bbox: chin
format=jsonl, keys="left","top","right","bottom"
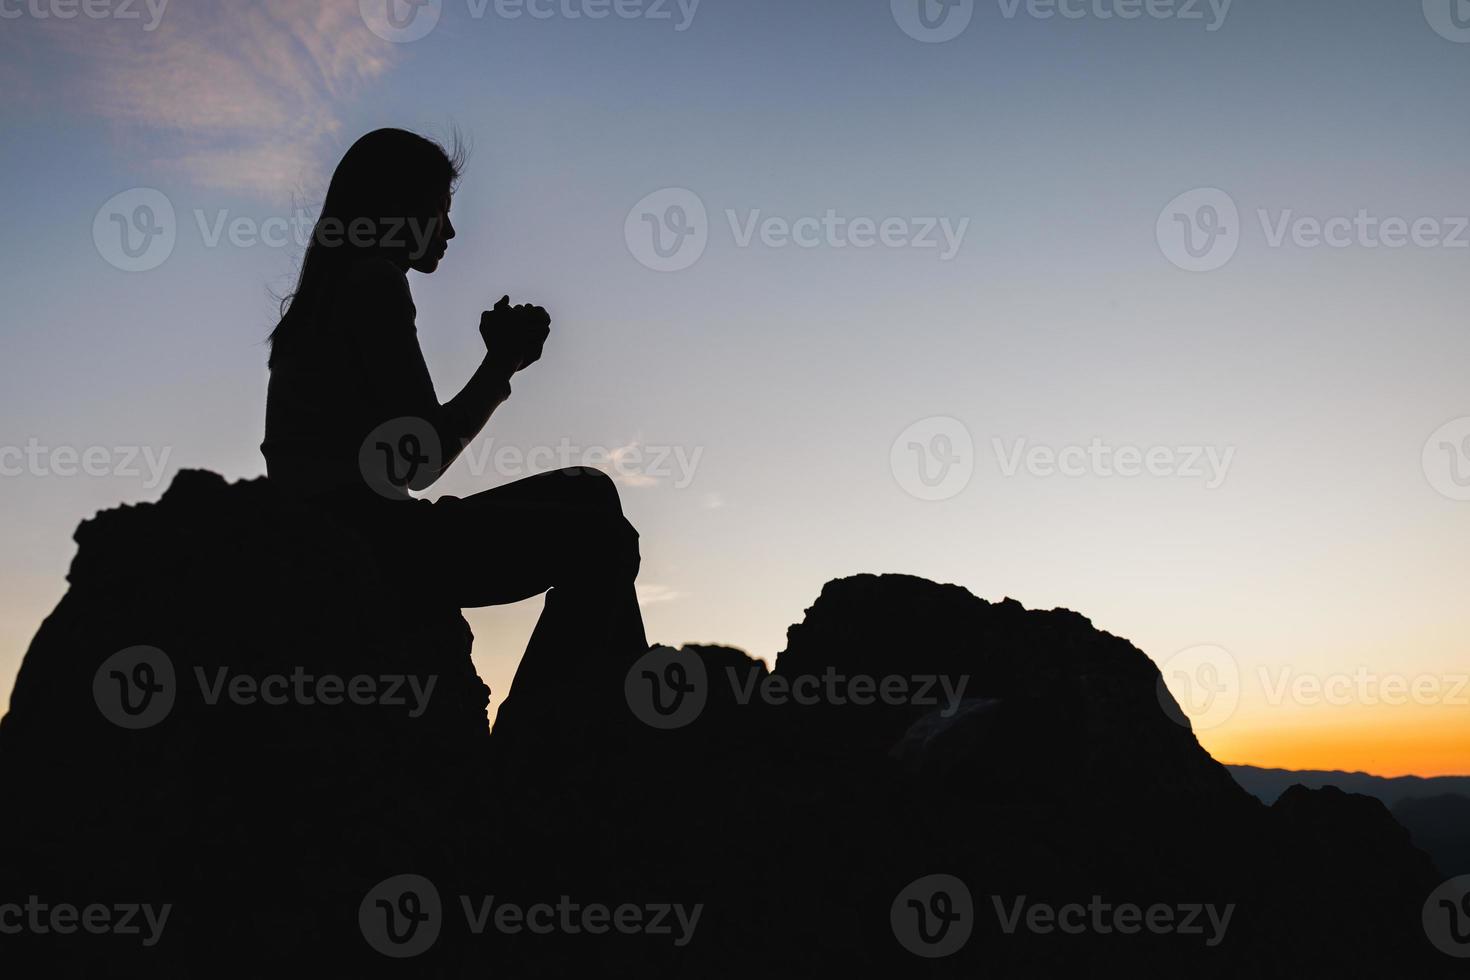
{"left": 411, "top": 254, "right": 443, "bottom": 274}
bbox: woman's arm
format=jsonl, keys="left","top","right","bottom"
{"left": 346, "top": 258, "right": 526, "bottom": 490}
{"left": 427, "top": 350, "right": 517, "bottom": 486}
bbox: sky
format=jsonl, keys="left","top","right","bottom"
{"left": 1, "top": 0, "right": 1468, "bottom": 776}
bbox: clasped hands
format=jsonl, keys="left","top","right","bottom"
{"left": 479, "top": 295, "right": 550, "bottom": 376}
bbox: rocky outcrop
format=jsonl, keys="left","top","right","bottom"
{"left": 0, "top": 472, "right": 1457, "bottom": 977}
{"left": 0, "top": 471, "right": 490, "bottom": 974}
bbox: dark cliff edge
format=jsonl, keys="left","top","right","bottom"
{"left": 0, "top": 472, "right": 1457, "bottom": 977}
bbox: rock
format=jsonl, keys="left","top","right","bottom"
{"left": 0, "top": 474, "right": 1458, "bottom": 976}
{"left": 0, "top": 471, "right": 491, "bottom": 974}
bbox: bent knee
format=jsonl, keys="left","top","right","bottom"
{"left": 559, "top": 511, "right": 640, "bottom": 584}
{"left": 557, "top": 466, "right": 624, "bottom": 515}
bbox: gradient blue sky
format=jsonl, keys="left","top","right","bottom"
{"left": 2, "top": 0, "right": 1469, "bottom": 774}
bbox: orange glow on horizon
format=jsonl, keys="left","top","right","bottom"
{"left": 1202, "top": 716, "right": 1470, "bottom": 779}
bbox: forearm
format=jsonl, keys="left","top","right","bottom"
{"left": 434, "top": 353, "right": 516, "bottom": 470}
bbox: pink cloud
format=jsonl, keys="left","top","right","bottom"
{"left": 5, "top": 0, "right": 399, "bottom": 197}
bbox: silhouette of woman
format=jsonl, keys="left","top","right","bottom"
{"left": 262, "top": 128, "right": 647, "bottom": 732}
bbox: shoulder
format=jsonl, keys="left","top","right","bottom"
{"left": 341, "top": 255, "right": 413, "bottom": 301}
{"left": 335, "top": 255, "right": 417, "bottom": 328}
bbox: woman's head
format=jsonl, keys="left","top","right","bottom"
{"left": 316, "top": 128, "right": 461, "bottom": 272}
{"left": 269, "top": 128, "right": 464, "bottom": 362}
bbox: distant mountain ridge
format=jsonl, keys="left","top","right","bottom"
{"left": 1229, "top": 765, "right": 1470, "bottom": 879}
{"left": 1227, "top": 765, "right": 1470, "bottom": 807}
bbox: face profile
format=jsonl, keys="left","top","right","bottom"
{"left": 406, "top": 194, "right": 455, "bottom": 274}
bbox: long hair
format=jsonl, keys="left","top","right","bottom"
{"left": 268, "top": 128, "right": 464, "bottom": 367}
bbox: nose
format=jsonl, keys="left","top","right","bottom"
{"left": 443, "top": 215, "right": 456, "bottom": 241}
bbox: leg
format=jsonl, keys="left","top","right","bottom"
{"left": 426, "top": 467, "right": 648, "bottom": 732}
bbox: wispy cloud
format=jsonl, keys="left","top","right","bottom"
{"left": 608, "top": 441, "right": 661, "bottom": 488}
{"left": 635, "top": 584, "right": 684, "bottom": 607}
{"left": 5, "top": 0, "right": 398, "bottom": 197}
